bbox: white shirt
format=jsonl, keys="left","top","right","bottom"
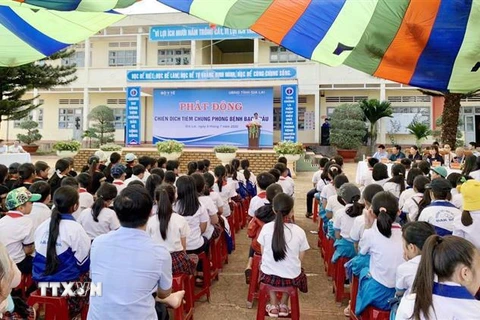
{"left": 320, "top": 183, "right": 336, "bottom": 200}
{"left": 469, "top": 169, "right": 480, "bottom": 181}
{"left": 359, "top": 169, "right": 374, "bottom": 187}
{"left": 208, "top": 191, "right": 224, "bottom": 213}
{"left": 251, "top": 117, "right": 262, "bottom": 126}
{"left": 383, "top": 182, "right": 404, "bottom": 198}
{"left": 453, "top": 210, "right": 480, "bottom": 249}
{"left": 396, "top": 255, "right": 421, "bottom": 295}
{"left": 278, "top": 176, "right": 294, "bottom": 197}
{"left": 311, "top": 170, "right": 322, "bottom": 186}
{"left": 112, "top": 179, "right": 126, "bottom": 195}
{"left": 316, "top": 178, "right": 328, "bottom": 193}
{"left": 147, "top": 212, "right": 190, "bottom": 252}
{"left": 359, "top": 220, "right": 404, "bottom": 288}
{"left": 350, "top": 211, "right": 367, "bottom": 243}
{"left": 258, "top": 221, "right": 310, "bottom": 279}
{"left": 403, "top": 193, "right": 423, "bottom": 222}
{"left": 333, "top": 204, "right": 355, "bottom": 240}
{"left": 142, "top": 170, "right": 151, "bottom": 184}
{"left": 450, "top": 188, "right": 463, "bottom": 209}
{"left": 248, "top": 192, "right": 268, "bottom": 217}
{"left": 212, "top": 181, "right": 237, "bottom": 217}
{"left": 0, "top": 212, "right": 35, "bottom": 263}
{"left": 0, "top": 146, "right": 6, "bottom": 154}
{"left": 173, "top": 204, "right": 209, "bottom": 251}
{"left": 399, "top": 188, "right": 416, "bottom": 209}
{"left": 326, "top": 194, "right": 343, "bottom": 214}
{"left": 28, "top": 202, "right": 51, "bottom": 232}
{"left": 73, "top": 189, "right": 94, "bottom": 220}
{"left": 8, "top": 145, "right": 24, "bottom": 153}
{"left": 418, "top": 201, "right": 461, "bottom": 235}
{"left": 124, "top": 175, "right": 142, "bottom": 186}
{"left": 199, "top": 195, "right": 218, "bottom": 240}
{"left": 77, "top": 207, "right": 120, "bottom": 240}
{"left": 372, "top": 178, "right": 389, "bottom": 187}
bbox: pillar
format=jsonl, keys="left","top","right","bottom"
{"left": 190, "top": 40, "right": 196, "bottom": 66}
{"left": 377, "top": 81, "right": 387, "bottom": 144}
{"left": 314, "top": 91, "right": 320, "bottom": 144}
{"left": 254, "top": 38, "right": 259, "bottom": 65}
{"left": 136, "top": 33, "right": 143, "bottom": 69}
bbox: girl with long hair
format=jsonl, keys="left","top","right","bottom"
{"left": 191, "top": 173, "right": 219, "bottom": 240}
{"left": 212, "top": 165, "right": 237, "bottom": 218}
{"left": 383, "top": 164, "right": 406, "bottom": 198}
{"left": 104, "top": 152, "right": 121, "bottom": 183}
{"left": 461, "top": 155, "right": 477, "bottom": 177}
{"left": 48, "top": 158, "right": 70, "bottom": 197}
{"left": 86, "top": 156, "right": 106, "bottom": 195}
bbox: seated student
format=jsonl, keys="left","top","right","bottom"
{"left": 191, "top": 173, "right": 219, "bottom": 241}
{"left": 157, "top": 157, "right": 167, "bottom": 171}
{"left": 453, "top": 180, "right": 480, "bottom": 248}
{"left": 166, "top": 160, "right": 179, "bottom": 176}
{"left": 28, "top": 181, "right": 52, "bottom": 232}
{"left": 275, "top": 163, "right": 294, "bottom": 197}
{"left": 75, "top": 173, "right": 95, "bottom": 218}
{"left": 124, "top": 153, "right": 138, "bottom": 177}
{"left": 110, "top": 164, "right": 127, "bottom": 194}
{"left": 48, "top": 158, "right": 70, "bottom": 197}
{"left": 320, "top": 164, "right": 343, "bottom": 211}
{"left": 33, "top": 186, "right": 90, "bottom": 317}
{"left": 359, "top": 158, "right": 378, "bottom": 188}
{"left": 372, "top": 163, "right": 389, "bottom": 187}
{"left": 248, "top": 172, "right": 276, "bottom": 218}
{"left": 196, "top": 160, "right": 206, "bottom": 174}
{"left": 403, "top": 176, "right": 430, "bottom": 222}
{"left": 396, "top": 236, "right": 480, "bottom": 320}
{"left": 408, "top": 146, "right": 422, "bottom": 162}
{"left": 332, "top": 184, "right": 364, "bottom": 263}
{"left": 89, "top": 186, "right": 184, "bottom": 320}
{"left": 124, "top": 164, "right": 145, "bottom": 186}
{"left": 268, "top": 168, "right": 281, "bottom": 183}
{"left": 231, "top": 158, "right": 246, "bottom": 186}
{"left": 355, "top": 191, "right": 404, "bottom": 315}
{"left": 138, "top": 156, "right": 154, "bottom": 183}
{"left": 147, "top": 184, "right": 194, "bottom": 275}
{"left": 203, "top": 172, "right": 224, "bottom": 217}
{"left": 315, "top": 159, "right": 333, "bottom": 196}
{"left": 372, "top": 144, "right": 388, "bottom": 160}
{"left": 213, "top": 165, "right": 237, "bottom": 218}
{"left": 426, "top": 145, "right": 445, "bottom": 166}
{"left": 224, "top": 164, "right": 240, "bottom": 195}
{"left": 325, "top": 174, "right": 349, "bottom": 224}
{"left": 418, "top": 179, "right": 461, "bottom": 236}
{"left": 13, "top": 163, "right": 36, "bottom": 190}
{"left": 78, "top": 183, "right": 119, "bottom": 240}
{"left": 306, "top": 158, "right": 329, "bottom": 219}
{"left": 417, "top": 160, "right": 431, "bottom": 176}
{"left": 164, "top": 171, "right": 177, "bottom": 186}
{"left": 61, "top": 177, "right": 84, "bottom": 220}
{"left": 64, "top": 158, "right": 77, "bottom": 178}
{"left": 430, "top": 166, "right": 447, "bottom": 180}
{"left": 245, "top": 184, "right": 283, "bottom": 284}
{"left": 400, "top": 158, "right": 412, "bottom": 173}
{"left": 277, "top": 156, "right": 292, "bottom": 178}
{"left": 5, "top": 163, "right": 20, "bottom": 191}
{"left": 383, "top": 164, "right": 406, "bottom": 199}
{"left": 0, "top": 187, "right": 39, "bottom": 274}
{"left": 447, "top": 172, "right": 463, "bottom": 209}
{"left": 258, "top": 194, "right": 309, "bottom": 317}
{"left": 34, "top": 161, "right": 50, "bottom": 182}
{"left": 84, "top": 156, "right": 106, "bottom": 195}
{"left": 399, "top": 168, "right": 423, "bottom": 209}
{"left": 103, "top": 152, "right": 121, "bottom": 183}
{"left": 240, "top": 159, "right": 256, "bottom": 187}
{"left": 202, "top": 159, "right": 213, "bottom": 176}
{"left": 389, "top": 145, "right": 406, "bottom": 162}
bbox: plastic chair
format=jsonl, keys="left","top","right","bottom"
{"left": 256, "top": 283, "right": 300, "bottom": 320}
{"left": 313, "top": 198, "right": 319, "bottom": 223}
{"left": 14, "top": 273, "right": 33, "bottom": 299}
{"left": 27, "top": 290, "right": 70, "bottom": 320}
{"left": 350, "top": 275, "right": 360, "bottom": 320}
{"left": 193, "top": 252, "right": 211, "bottom": 303}
{"left": 220, "top": 231, "right": 229, "bottom": 266}
{"left": 360, "top": 306, "right": 390, "bottom": 320}
{"left": 227, "top": 214, "right": 236, "bottom": 251}
{"left": 172, "top": 274, "right": 194, "bottom": 320}
{"left": 246, "top": 253, "right": 262, "bottom": 308}
{"left": 209, "top": 237, "right": 220, "bottom": 281}
{"left": 333, "top": 257, "right": 350, "bottom": 303}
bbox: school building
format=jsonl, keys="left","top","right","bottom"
{"left": 3, "top": 12, "right": 479, "bottom": 148}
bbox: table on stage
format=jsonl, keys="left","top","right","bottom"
{"left": 0, "top": 153, "right": 31, "bottom": 167}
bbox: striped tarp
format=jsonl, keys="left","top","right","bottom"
{"left": 158, "top": 0, "right": 480, "bottom": 94}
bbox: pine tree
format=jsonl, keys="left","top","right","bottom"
{"left": 88, "top": 105, "right": 116, "bottom": 145}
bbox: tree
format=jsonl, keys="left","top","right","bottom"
{"left": 0, "top": 50, "right": 77, "bottom": 134}
{"left": 82, "top": 128, "right": 99, "bottom": 148}
{"left": 88, "top": 105, "right": 115, "bottom": 145}
{"left": 330, "top": 104, "right": 366, "bottom": 150}
{"left": 432, "top": 115, "right": 464, "bottom": 147}
{"left": 16, "top": 120, "right": 42, "bottom": 145}
{"left": 407, "top": 118, "right": 432, "bottom": 148}
{"left": 359, "top": 99, "right": 393, "bottom": 154}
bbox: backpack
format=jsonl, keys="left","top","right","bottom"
{"left": 246, "top": 179, "right": 257, "bottom": 197}
{"left": 236, "top": 181, "right": 248, "bottom": 199}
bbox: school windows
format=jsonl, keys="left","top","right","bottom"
{"left": 58, "top": 108, "right": 83, "bottom": 129}
{"left": 62, "top": 51, "right": 85, "bottom": 67}
{"left": 113, "top": 108, "right": 126, "bottom": 129}
{"left": 273, "top": 107, "right": 306, "bottom": 130}
{"left": 108, "top": 50, "right": 136, "bottom": 67}
{"left": 13, "top": 108, "right": 44, "bottom": 129}
{"left": 157, "top": 48, "right": 191, "bottom": 66}
{"left": 270, "top": 46, "right": 306, "bottom": 63}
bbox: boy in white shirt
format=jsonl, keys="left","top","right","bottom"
{"left": 275, "top": 163, "right": 294, "bottom": 197}
{"left": 139, "top": 156, "right": 154, "bottom": 183}
{"left": 124, "top": 165, "right": 146, "bottom": 186}
{"left": 111, "top": 164, "right": 127, "bottom": 194}
{"left": 75, "top": 174, "right": 94, "bottom": 220}
{"left": 248, "top": 172, "right": 276, "bottom": 218}
{"left": 359, "top": 158, "right": 378, "bottom": 188}
{"left": 28, "top": 181, "right": 52, "bottom": 231}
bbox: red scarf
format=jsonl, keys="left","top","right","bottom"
{"left": 6, "top": 212, "right": 23, "bottom": 218}
{"left": 79, "top": 188, "right": 87, "bottom": 193}
{"left": 113, "top": 181, "right": 124, "bottom": 186}
{"left": 257, "top": 191, "right": 267, "bottom": 199}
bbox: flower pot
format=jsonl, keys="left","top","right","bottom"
{"left": 22, "top": 145, "right": 39, "bottom": 154}
{"left": 279, "top": 154, "right": 302, "bottom": 179}
{"left": 215, "top": 152, "right": 237, "bottom": 165}
{"left": 159, "top": 152, "right": 182, "bottom": 161}
{"left": 337, "top": 149, "right": 357, "bottom": 162}
{"left": 56, "top": 150, "right": 79, "bottom": 158}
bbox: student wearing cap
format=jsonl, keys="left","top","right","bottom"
{"left": 111, "top": 164, "right": 127, "bottom": 194}
{"left": 453, "top": 180, "right": 480, "bottom": 249}
{"left": 430, "top": 166, "right": 447, "bottom": 180}
{"left": 0, "top": 187, "right": 41, "bottom": 274}
{"left": 418, "top": 179, "right": 461, "bottom": 236}
{"left": 124, "top": 153, "right": 137, "bottom": 180}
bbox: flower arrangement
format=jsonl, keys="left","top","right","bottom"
{"left": 99, "top": 143, "right": 123, "bottom": 151}
{"left": 214, "top": 145, "right": 238, "bottom": 153}
{"left": 247, "top": 123, "right": 260, "bottom": 138}
{"left": 274, "top": 141, "right": 304, "bottom": 155}
{"left": 156, "top": 140, "right": 184, "bottom": 153}
{"left": 52, "top": 140, "right": 82, "bottom": 152}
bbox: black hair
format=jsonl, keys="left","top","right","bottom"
{"left": 266, "top": 184, "right": 283, "bottom": 203}
{"left": 272, "top": 193, "right": 294, "bottom": 262}
{"left": 328, "top": 164, "right": 343, "bottom": 181}
{"left": 277, "top": 156, "right": 287, "bottom": 165}
{"left": 387, "top": 163, "right": 406, "bottom": 194}
{"left": 105, "top": 152, "right": 122, "bottom": 180}
{"left": 274, "top": 163, "right": 288, "bottom": 175}
{"left": 187, "top": 161, "right": 198, "bottom": 175}
{"left": 320, "top": 160, "right": 334, "bottom": 181}
{"left": 138, "top": 156, "right": 153, "bottom": 169}
{"left": 191, "top": 173, "right": 206, "bottom": 194}
{"left": 114, "top": 185, "right": 153, "bottom": 228}
{"left": 203, "top": 172, "right": 215, "bottom": 196}
{"left": 406, "top": 168, "right": 423, "bottom": 187}
{"left": 413, "top": 176, "right": 430, "bottom": 194}
{"left": 256, "top": 172, "right": 276, "bottom": 190}
{"left": 129, "top": 180, "right": 145, "bottom": 187}
{"left": 87, "top": 156, "right": 100, "bottom": 191}
{"left": 372, "top": 163, "right": 389, "bottom": 181}
{"left": 164, "top": 171, "right": 176, "bottom": 185}
{"left": 225, "top": 164, "right": 236, "bottom": 180}
{"left": 418, "top": 160, "right": 431, "bottom": 175}
{"left": 394, "top": 144, "right": 402, "bottom": 151}
{"left": 333, "top": 156, "right": 344, "bottom": 167}
{"left": 197, "top": 160, "right": 205, "bottom": 173}
{"left": 145, "top": 174, "right": 163, "bottom": 200}
{"left": 55, "top": 159, "right": 70, "bottom": 174}
{"left": 333, "top": 174, "right": 349, "bottom": 189}
{"left": 462, "top": 155, "right": 477, "bottom": 176}
{"left": 400, "top": 158, "right": 412, "bottom": 170}
{"left": 447, "top": 173, "right": 462, "bottom": 190}
{"left": 132, "top": 164, "right": 145, "bottom": 176}
{"left": 175, "top": 175, "right": 200, "bottom": 217}
{"left": 371, "top": 191, "right": 399, "bottom": 238}
{"left": 342, "top": 184, "right": 364, "bottom": 218}
{"left": 417, "top": 188, "right": 432, "bottom": 220}
{"left": 61, "top": 176, "right": 79, "bottom": 188}
{"left": 378, "top": 144, "right": 385, "bottom": 149}
{"left": 402, "top": 222, "right": 436, "bottom": 251}
{"left": 240, "top": 159, "right": 251, "bottom": 181}
{"left": 29, "top": 181, "right": 51, "bottom": 203}
{"left": 157, "top": 157, "right": 167, "bottom": 168}
{"left": 155, "top": 184, "right": 176, "bottom": 240}
{"left": 14, "top": 163, "right": 35, "bottom": 187}
{"left": 318, "top": 158, "right": 329, "bottom": 169}
{"left": 268, "top": 168, "right": 281, "bottom": 182}
{"left": 150, "top": 168, "right": 165, "bottom": 180}
{"left": 0, "top": 164, "right": 7, "bottom": 184}
{"left": 469, "top": 141, "right": 476, "bottom": 147}
{"left": 8, "top": 163, "right": 20, "bottom": 175}
{"left": 362, "top": 184, "right": 384, "bottom": 206}
{"left": 231, "top": 158, "right": 241, "bottom": 173}
{"left": 34, "top": 161, "right": 50, "bottom": 177}
{"left": 411, "top": 145, "right": 418, "bottom": 151}
{"left": 203, "top": 159, "right": 211, "bottom": 170}
{"left": 76, "top": 173, "right": 91, "bottom": 188}
{"left": 214, "top": 165, "right": 226, "bottom": 192}
{"left": 44, "top": 186, "right": 79, "bottom": 275}
{"left": 166, "top": 160, "right": 179, "bottom": 171}
{"left": 92, "top": 183, "right": 117, "bottom": 222}
{"left": 368, "top": 157, "right": 379, "bottom": 168}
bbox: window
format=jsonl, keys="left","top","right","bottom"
{"left": 157, "top": 48, "right": 191, "bottom": 66}
{"left": 387, "top": 106, "right": 430, "bottom": 134}
{"left": 58, "top": 108, "right": 83, "bottom": 129}
{"left": 387, "top": 95, "right": 431, "bottom": 103}
{"left": 62, "top": 51, "right": 85, "bottom": 67}
{"left": 273, "top": 107, "right": 306, "bottom": 130}
{"left": 325, "top": 96, "right": 369, "bottom": 103}
{"left": 14, "top": 109, "right": 44, "bottom": 129}
{"left": 113, "top": 108, "right": 126, "bottom": 129}
{"left": 270, "top": 46, "right": 306, "bottom": 63}
{"left": 109, "top": 50, "right": 136, "bottom": 67}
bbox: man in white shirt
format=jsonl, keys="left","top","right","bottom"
{"left": 0, "top": 139, "right": 7, "bottom": 154}
{"left": 124, "top": 164, "right": 145, "bottom": 186}
{"left": 8, "top": 140, "right": 25, "bottom": 153}
{"left": 28, "top": 181, "right": 52, "bottom": 231}
{"left": 250, "top": 112, "right": 262, "bottom": 126}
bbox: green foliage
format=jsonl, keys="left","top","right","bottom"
{"left": 360, "top": 99, "right": 393, "bottom": 152}
{"left": 16, "top": 120, "right": 42, "bottom": 145}
{"left": 274, "top": 141, "right": 304, "bottom": 155}
{"left": 248, "top": 124, "right": 260, "bottom": 138}
{"left": 330, "top": 104, "right": 366, "bottom": 150}
{"left": 88, "top": 105, "right": 115, "bottom": 145}
{"left": 407, "top": 118, "right": 432, "bottom": 147}
{"left": 387, "top": 119, "right": 401, "bottom": 145}
{"left": 156, "top": 140, "right": 184, "bottom": 153}
{"left": 100, "top": 143, "right": 123, "bottom": 151}
{"left": 432, "top": 115, "right": 464, "bottom": 147}
{"left": 214, "top": 145, "right": 238, "bottom": 153}
{"left": 82, "top": 128, "right": 98, "bottom": 148}
{"left": 53, "top": 140, "right": 82, "bottom": 152}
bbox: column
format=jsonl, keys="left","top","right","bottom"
{"left": 190, "top": 40, "right": 196, "bottom": 66}
{"left": 83, "top": 88, "right": 89, "bottom": 132}
{"left": 314, "top": 91, "right": 320, "bottom": 144}
{"left": 136, "top": 33, "right": 143, "bottom": 69}
{"left": 377, "top": 81, "right": 387, "bottom": 144}
{"left": 253, "top": 38, "right": 259, "bottom": 65}
{"left": 31, "top": 88, "right": 39, "bottom": 120}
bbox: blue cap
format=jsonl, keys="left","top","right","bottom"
{"left": 111, "top": 164, "right": 126, "bottom": 177}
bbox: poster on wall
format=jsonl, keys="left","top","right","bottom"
{"left": 126, "top": 87, "right": 141, "bottom": 145}
{"left": 153, "top": 88, "right": 273, "bottom": 147}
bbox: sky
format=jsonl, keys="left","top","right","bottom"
{"left": 117, "top": 0, "right": 178, "bottom": 14}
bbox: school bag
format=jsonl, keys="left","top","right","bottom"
{"left": 246, "top": 179, "right": 257, "bottom": 197}
{"left": 236, "top": 181, "right": 248, "bottom": 199}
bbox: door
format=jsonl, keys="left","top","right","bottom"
{"left": 465, "top": 115, "right": 475, "bottom": 144}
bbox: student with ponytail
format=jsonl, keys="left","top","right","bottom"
{"left": 104, "top": 152, "right": 121, "bottom": 183}
{"left": 320, "top": 163, "right": 343, "bottom": 210}
{"left": 257, "top": 193, "right": 309, "bottom": 317}
{"left": 396, "top": 235, "right": 480, "bottom": 319}
{"left": 147, "top": 184, "right": 194, "bottom": 275}
{"left": 355, "top": 191, "right": 404, "bottom": 315}
{"left": 383, "top": 164, "right": 406, "bottom": 198}
{"left": 191, "top": 173, "right": 219, "bottom": 241}
{"left": 453, "top": 180, "right": 480, "bottom": 248}
{"left": 78, "top": 183, "right": 119, "bottom": 240}
{"left": 213, "top": 165, "right": 237, "bottom": 218}
{"left": 48, "top": 158, "right": 70, "bottom": 197}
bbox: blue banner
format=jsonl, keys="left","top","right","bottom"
{"left": 281, "top": 85, "right": 298, "bottom": 142}
{"left": 127, "top": 67, "right": 296, "bottom": 82}
{"left": 126, "top": 87, "right": 141, "bottom": 145}
{"left": 150, "top": 24, "right": 260, "bottom": 41}
{"left": 153, "top": 88, "right": 273, "bottom": 147}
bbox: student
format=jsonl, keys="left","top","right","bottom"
{"left": 383, "top": 164, "right": 406, "bottom": 198}
{"left": 325, "top": 174, "right": 349, "bottom": 222}
{"left": 76, "top": 173, "right": 95, "bottom": 220}
{"left": 186, "top": 161, "right": 197, "bottom": 176}
{"left": 164, "top": 171, "right": 177, "bottom": 186}
{"left": 396, "top": 235, "right": 480, "bottom": 319}
{"left": 224, "top": 164, "right": 240, "bottom": 194}
{"left": 315, "top": 159, "right": 333, "bottom": 195}
{"left": 399, "top": 168, "right": 423, "bottom": 209}
{"left": 65, "top": 157, "right": 77, "bottom": 178}
{"left": 203, "top": 172, "right": 224, "bottom": 217}
{"left": 430, "top": 166, "right": 447, "bottom": 180}
{"left": 231, "top": 158, "right": 246, "bottom": 185}
{"left": 13, "top": 163, "right": 36, "bottom": 189}
{"left": 145, "top": 174, "right": 163, "bottom": 200}
{"left": 417, "top": 160, "right": 431, "bottom": 176}
{"left": 277, "top": 157, "right": 292, "bottom": 178}
{"left": 103, "top": 152, "right": 121, "bottom": 183}
{"left": 197, "top": 160, "right": 206, "bottom": 174}
{"left": 400, "top": 158, "right": 412, "bottom": 173}
{"left": 453, "top": 180, "right": 480, "bottom": 248}
{"left": 373, "top": 144, "right": 388, "bottom": 160}
{"left": 147, "top": 184, "right": 194, "bottom": 275}
{"left": 138, "top": 156, "right": 154, "bottom": 183}
{"left": 306, "top": 158, "right": 329, "bottom": 218}
{"left": 408, "top": 146, "right": 422, "bottom": 161}
{"left": 240, "top": 159, "right": 256, "bottom": 186}
{"left": 356, "top": 191, "right": 404, "bottom": 315}
{"left": 469, "top": 156, "right": 480, "bottom": 181}
{"left": 88, "top": 186, "right": 184, "bottom": 320}
{"left": 447, "top": 172, "right": 463, "bottom": 209}
{"left": 418, "top": 178, "right": 461, "bottom": 236}
{"left": 34, "top": 161, "right": 50, "bottom": 182}
{"left": 204, "top": 159, "right": 214, "bottom": 176}
{"left": 248, "top": 172, "right": 276, "bottom": 218}
{"left": 191, "top": 173, "right": 219, "bottom": 241}
{"left": 268, "top": 168, "right": 281, "bottom": 183}
{"left": 372, "top": 163, "right": 389, "bottom": 186}
{"left": 213, "top": 165, "right": 237, "bottom": 218}
{"left": 110, "top": 164, "right": 127, "bottom": 194}
{"left": 257, "top": 194, "right": 309, "bottom": 317}
{"left": 166, "top": 160, "right": 179, "bottom": 176}
{"left": 86, "top": 156, "right": 106, "bottom": 194}
{"left": 332, "top": 183, "right": 364, "bottom": 263}
{"left": 124, "top": 164, "right": 145, "bottom": 186}
{"left": 5, "top": 163, "right": 20, "bottom": 191}
{"left": 157, "top": 157, "right": 167, "bottom": 171}
{"left": 78, "top": 183, "right": 119, "bottom": 240}
{"left": 320, "top": 164, "right": 343, "bottom": 210}
{"left": 124, "top": 153, "right": 137, "bottom": 179}
{"left": 389, "top": 145, "right": 406, "bottom": 162}
{"left": 275, "top": 163, "right": 294, "bottom": 197}
{"left": 28, "top": 181, "right": 52, "bottom": 232}
{"left": 359, "top": 157, "right": 379, "bottom": 188}
{"left": 403, "top": 176, "right": 430, "bottom": 222}
{"left": 47, "top": 159, "right": 70, "bottom": 197}
{"left": 0, "top": 187, "right": 39, "bottom": 274}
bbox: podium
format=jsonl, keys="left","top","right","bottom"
{"left": 247, "top": 124, "right": 261, "bottom": 150}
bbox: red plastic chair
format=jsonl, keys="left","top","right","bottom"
{"left": 172, "top": 274, "right": 194, "bottom": 320}
{"left": 333, "top": 257, "right": 351, "bottom": 303}
{"left": 350, "top": 275, "right": 360, "bottom": 320}
{"left": 15, "top": 273, "right": 33, "bottom": 299}
{"left": 256, "top": 283, "right": 300, "bottom": 320}
{"left": 27, "top": 290, "right": 70, "bottom": 320}
{"left": 246, "top": 253, "right": 262, "bottom": 309}
{"left": 227, "top": 214, "right": 236, "bottom": 251}
{"left": 209, "top": 237, "right": 220, "bottom": 281}
{"left": 360, "top": 306, "right": 390, "bottom": 320}
{"left": 193, "top": 252, "right": 211, "bottom": 303}
{"left": 219, "top": 231, "right": 229, "bottom": 266}
{"left": 313, "top": 198, "right": 319, "bottom": 223}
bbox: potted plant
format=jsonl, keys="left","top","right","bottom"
{"left": 330, "top": 104, "right": 366, "bottom": 162}
{"left": 407, "top": 118, "right": 432, "bottom": 149}
{"left": 53, "top": 140, "right": 82, "bottom": 158}
{"left": 156, "top": 140, "right": 184, "bottom": 161}
{"left": 16, "top": 120, "right": 42, "bottom": 153}
{"left": 99, "top": 143, "right": 123, "bottom": 161}
{"left": 274, "top": 141, "right": 304, "bottom": 178}
{"left": 214, "top": 145, "right": 238, "bottom": 165}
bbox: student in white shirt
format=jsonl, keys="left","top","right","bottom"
{"left": 320, "top": 163, "right": 343, "bottom": 210}
{"left": 78, "top": 183, "right": 119, "bottom": 240}
{"left": 356, "top": 191, "right": 404, "bottom": 315}
{"left": 402, "top": 175, "right": 429, "bottom": 222}
{"left": 213, "top": 165, "right": 237, "bottom": 218}
{"left": 248, "top": 172, "right": 276, "bottom": 218}
{"left": 240, "top": 159, "right": 256, "bottom": 185}
{"left": 124, "top": 164, "right": 145, "bottom": 186}
{"left": 147, "top": 183, "right": 194, "bottom": 275}
{"left": 275, "top": 163, "right": 294, "bottom": 197}
{"left": 138, "top": 156, "right": 155, "bottom": 184}
{"left": 359, "top": 158, "right": 379, "bottom": 188}
{"left": 418, "top": 178, "right": 461, "bottom": 236}
{"left": 0, "top": 243, "right": 24, "bottom": 318}
{"left": 258, "top": 193, "right": 309, "bottom": 317}
{"left": 325, "top": 174, "right": 349, "bottom": 221}
{"left": 61, "top": 177, "right": 85, "bottom": 221}
{"left": 8, "top": 141, "right": 25, "bottom": 154}
{"left": 192, "top": 173, "right": 219, "bottom": 241}
{"left": 28, "top": 181, "right": 52, "bottom": 231}
{"left": 399, "top": 168, "right": 423, "bottom": 209}
{"left": 446, "top": 172, "right": 464, "bottom": 209}
{"left": 396, "top": 235, "right": 480, "bottom": 320}
{"left": 383, "top": 164, "right": 406, "bottom": 199}
{"left": 231, "top": 159, "right": 246, "bottom": 185}
{"left": 371, "top": 162, "right": 389, "bottom": 187}
{"left": 75, "top": 173, "right": 94, "bottom": 220}
{"left": 306, "top": 158, "right": 329, "bottom": 218}
{"left": 110, "top": 164, "right": 127, "bottom": 195}
{"left": 203, "top": 172, "right": 224, "bottom": 217}
{"left": 453, "top": 179, "right": 480, "bottom": 248}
